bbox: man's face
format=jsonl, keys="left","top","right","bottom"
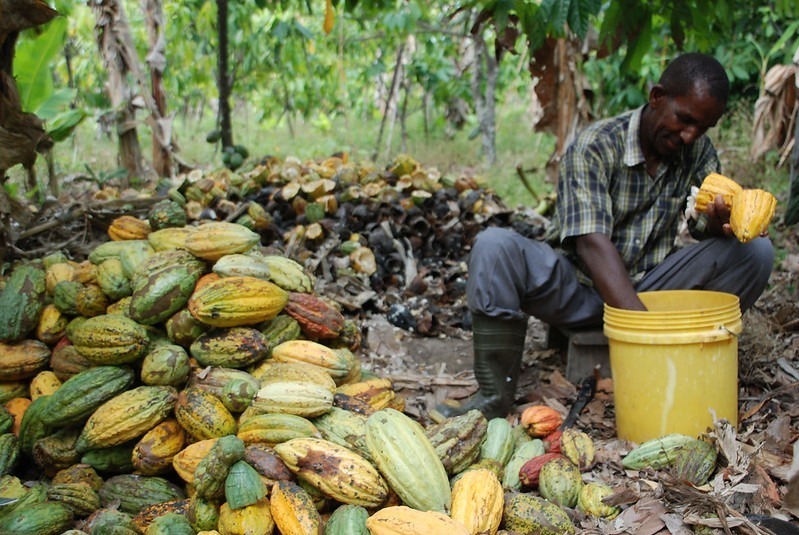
{"left": 649, "top": 83, "right": 726, "bottom": 160}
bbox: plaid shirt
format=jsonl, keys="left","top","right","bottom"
{"left": 546, "top": 106, "right": 720, "bottom": 283}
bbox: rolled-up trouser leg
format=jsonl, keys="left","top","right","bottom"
{"left": 636, "top": 237, "right": 773, "bottom": 312}
{"left": 466, "top": 227, "right": 605, "bottom": 328}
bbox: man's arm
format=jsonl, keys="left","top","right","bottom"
{"left": 575, "top": 233, "right": 647, "bottom": 311}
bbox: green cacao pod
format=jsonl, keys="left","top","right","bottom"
{"left": 538, "top": 456, "right": 583, "bottom": 508}
{"left": 425, "top": 409, "right": 487, "bottom": 475}
{"left": 364, "top": 408, "right": 450, "bottom": 513}
{"left": 503, "top": 493, "right": 575, "bottom": 535}
{"left": 0, "top": 264, "right": 47, "bottom": 342}
{"left": 621, "top": 433, "right": 697, "bottom": 470}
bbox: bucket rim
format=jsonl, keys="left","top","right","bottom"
{"left": 604, "top": 289, "right": 741, "bottom": 316}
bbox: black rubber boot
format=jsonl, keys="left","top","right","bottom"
{"left": 435, "top": 314, "right": 528, "bottom": 420}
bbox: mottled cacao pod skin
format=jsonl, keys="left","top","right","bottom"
{"left": 671, "top": 439, "right": 717, "bottom": 486}
{"left": 283, "top": 292, "right": 345, "bottom": 339}
{"left": 538, "top": 456, "right": 583, "bottom": 508}
{"left": 578, "top": 482, "right": 621, "bottom": 519}
{"left": 425, "top": 409, "right": 488, "bottom": 475}
{"left": 519, "top": 452, "right": 566, "bottom": 488}
{"left": 561, "top": 428, "right": 596, "bottom": 471}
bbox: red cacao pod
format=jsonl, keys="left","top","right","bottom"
{"left": 283, "top": 292, "right": 345, "bottom": 339}
{"left": 543, "top": 430, "right": 563, "bottom": 453}
{"left": 518, "top": 452, "right": 566, "bottom": 488}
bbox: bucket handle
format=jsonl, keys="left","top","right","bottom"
{"left": 719, "top": 325, "right": 739, "bottom": 338}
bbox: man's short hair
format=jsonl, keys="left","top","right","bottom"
{"left": 659, "top": 53, "right": 730, "bottom": 104}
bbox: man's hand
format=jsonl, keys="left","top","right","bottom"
{"left": 704, "top": 195, "right": 734, "bottom": 237}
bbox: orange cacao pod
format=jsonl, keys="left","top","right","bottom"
{"left": 520, "top": 405, "right": 563, "bottom": 437}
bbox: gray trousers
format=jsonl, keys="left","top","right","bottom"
{"left": 467, "top": 227, "right": 774, "bottom": 329}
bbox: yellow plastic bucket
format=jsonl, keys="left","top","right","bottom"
{"left": 603, "top": 290, "right": 741, "bottom": 444}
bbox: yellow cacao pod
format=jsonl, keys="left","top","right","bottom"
{"left": 269, "top": 480, "right": 321, "bottom": 535}
{"left": 218, "top": 498, "right": 274, "bottom": 535}
{"left": 274, "top": 437, "right": 389, "bottom": 508}
{"left": 365, "top": 506, "right": 470, "bottom": 535}
{"left": 183, "top": 222, "right": 260, "bottom": 261}
{"left": 108, "top": 215, "right": 152, "bottom": 241}
{"left": 729, "top": 188, "right": 777, "bottom": 243}
{"left": 577, "top": 481, "right": 621, "bottom": 519}
{"left": 188, "top": 276, "right": 288, "bottom": 328}
{"left": 29, "top": 370, "right": 62, "bottom": 400}
{"left": 561, "top": 428, "right": 596, "bottom": 471}
{"left": 449, "top": 468, "right": 503, "bottom": 535}
{"left": 694, "top": 173, "right": 742, "bottom": 212}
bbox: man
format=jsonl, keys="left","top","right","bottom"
{"left": 436, "top": 53, "right": 774, "bottom": 420}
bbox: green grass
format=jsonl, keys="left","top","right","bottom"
{"left": 13, "top": 100, "right": 553, "bottom": 209}
{"left": 9, "top": 97, "right": 789, "bottom": 218}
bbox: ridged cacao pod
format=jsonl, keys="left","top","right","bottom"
{"left": 561, "top": 428, "right": 595, "bottom": 471}
{"left": 283, "top": 292, "right": 345, "bottom": 339}
{"left": 259, "top": 255, "right": 314, "bottom": 293}
{"left": 520, "top": 405, "right": 563, "bottom": 437}
{"left": 503, "top": 493, "right": 575, "bottom": 534}
{"left": 190, "top": 327, "right": 269, "bottom": 368}
{"left": 271, "top": 339, "right": 358, "bottom": 386}
{"left": 518, "top": 452, "right": 566, "bottom": 488}
{"left": 670, "top": 438, "right": 718, "bottom": 486}
{"left": 188, "top": 276, "right": 289, "bottom": 328}
{"left": 425, "top": 409, "right": 487, "bottom": 475}
{"left": 366, "top": 506, "right": 469, "bottom": 535}
{"left": 269, "top": 480, "right": 321, "bottom": 535}
{"left": 75, "top": 385, "right": 178, "bottom": 452}
{"left": 132, "top": 418, "right": 187, "bottom": 476}
{"left": 503, "top": 439, "right": 546, "bottom": 491}
{"left": 175, "top": 387, "right": 238, "bottom": 441}
{"left": 183, "top": 222, "right": 260, "bottom": 261}
{"left": 694, "top": 173, "right": 742, "bottom": 212}
{"left": 218, "top": 498, "right": 274, "bottom": 535}
{"left": 577, "top": 481, "right": 621, "bottom": 519}
{"left": 108, "top": 215, "right": 152, "bottom": 241}
{"left": 538, "top": 456, "right": 583, "bottom": 508}
{"left": 450, "top": 468, "right": 503, "bottom": 535}
{"left": 275, "top": 437, "right": 389, "bottom": 508}
{"left": 365, "top": 408, "right": 451, "bottom": 513}
{"left": 621, "top": 433, "right": 696, "bottom": 470}
{"left": 730, "top": 188, "right": 777, "bottom": 243}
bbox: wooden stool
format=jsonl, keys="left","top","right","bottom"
{"left": 547, "top": 327, "right": 610, "bottom": 383}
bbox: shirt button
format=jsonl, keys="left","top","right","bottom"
{"left": 634, "top": 239, "right": 641, "bottom": 245}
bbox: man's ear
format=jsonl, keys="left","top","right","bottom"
{"left": 649, "top": 84, "right": 667, "bottom": 107}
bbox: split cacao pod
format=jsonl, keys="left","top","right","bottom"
{"left": 694, "top": 172, "right": 742, "bottom": 212}
{"left": 730, "top": 188, "right": 777, "bottom": 243}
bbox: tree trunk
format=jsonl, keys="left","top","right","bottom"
{"left": 91, "top": 0, "right": 146, "bottom": 184}
{"left": 528, "top": 37, "right": 592, "bottom": 182}
{"left": 470, "top": 35, "right": 498, "bottom": 165}
{"left": 143, "top": 0, "right": 173, "bottom": 177}
{"left": 216, "top": 0, "right": 233, "bottom": 148}
{"left": 785, "top": 47, "right": 799, "bottom": 225}
{"left": 373, "top": 42, "right": 405, "bottom": 161}
{"left": 0, "top": 0, "right": 59, "bottom": 260}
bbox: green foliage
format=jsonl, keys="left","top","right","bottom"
{"left": 15, "top": 16, "right": 68, "bottom": 114}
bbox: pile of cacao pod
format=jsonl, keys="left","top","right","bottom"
{"left": 90, "top": 152, "right": 542, "bottom": 324}
{"left": 0, "top": 157, "right": 719, "bottom": 533}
